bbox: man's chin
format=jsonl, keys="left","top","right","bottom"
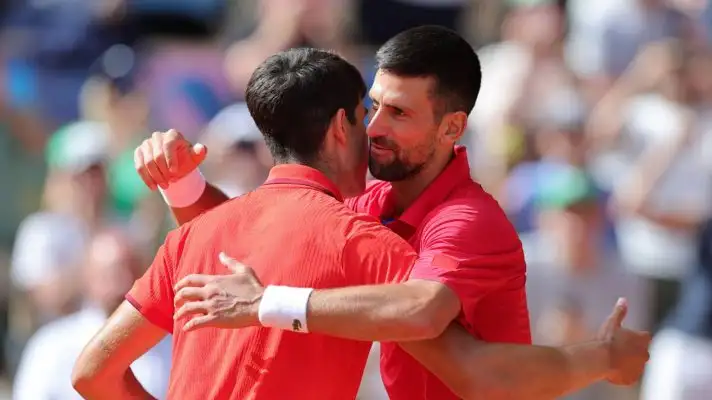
{"left": 368, "top": 161, "right": 421, "bottom": 182}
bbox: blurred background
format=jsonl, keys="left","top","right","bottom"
{"left": 1, "top": 0, "right": 712, "bottom": 399}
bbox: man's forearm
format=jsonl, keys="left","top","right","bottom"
{"left": 463, "top": 341, "right": 609, "bottom": 399}
{"left": 170, "top": 183, "right": 229, "bottom": 225}
{"left": 305, "top": 280, "right": 460, "bottom": 342}
{"left": 73, "top": 369, "right": 155, "bottom": 400}
{"left": 400, "top": 323, "right": 610, "bottom": 400}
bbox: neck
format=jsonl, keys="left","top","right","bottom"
{"left": 389, "top": 149, "right": 454, "bottom": 215}
{"left": 275, "top": 157, "right": 343, "bottom": 190}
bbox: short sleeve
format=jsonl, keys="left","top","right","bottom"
{"left": 342, "top": 216, "right": 417, "bottom": 285}
{"left": 126, "top": 229, "right": 183, "bottom": 333}
{"left": 408, "top": 202, "right": 528, "bottom": 334}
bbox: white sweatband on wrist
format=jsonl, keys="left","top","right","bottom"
{"left": 258, "top": 285, "right": 314, "bottom": 333}
{"left": 159, "top": 169, "right": 207, "bottom": 208}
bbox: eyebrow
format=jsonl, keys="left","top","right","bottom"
{"left": 370, "top": 97, "right": 413, "bottom": 114}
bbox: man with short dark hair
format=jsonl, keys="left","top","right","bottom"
{"left": 127, "top": 26, "right": 650, "bottom": 399}
{"left": 73, "top": 48, "right": 420, "bottom": 400}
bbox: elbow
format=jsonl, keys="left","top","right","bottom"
{"left": 404, "top": 283, "right": 460, "bottom": 340}
{"left": 71, "top": 368, "right": 94, "bottom": 395}
{"left": 71, "top": 353, "right": 104, "bottom": 395}
{"left": 71, "top": 363, "right": 94, "bottom": 395}
{"left": 410, "top": 308, "right": 451, "bottom": 340}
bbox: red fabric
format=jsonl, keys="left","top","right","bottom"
{"left": 128, "top": 164, "right": 415, "bottom": 400}
{"left": 348, "top": 146, "right": 531, "bottom": 400}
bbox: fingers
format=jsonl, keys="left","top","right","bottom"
{"left": 141, "top": 137, "right": 169, "bottom": 189}
{"left": 164, "top": 129, "right": 186, "bottom": 174}
{"left": 134, "top": 130, "right": 195, "bottom": 190}
{"left": 609, "top": 297, "right": 629, "bottom": 328}
{"left": 134, "top": 146, "right": 156, "bottom": 190}
{"left": 151, "top": 132, "right": 171, "bottom": 189}
{"left": 174, "top": 274, "right": 215, "bottom": 292}
{"left": 174, "top": 300, "right": 210, "bottom": 321}
{"left": 191, "top": 143, "right": 208, "bottom": 165}
{"left": 183, "top": 314, "right": 219, "bottom": 332}
{"left": 174, "top": 286, "right": 211, "bottom": 309}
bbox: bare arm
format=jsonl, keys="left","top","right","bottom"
{"left": 175, "top": 261, "right": 650, "bottom": 399}
{"left": 306, "top": 279, "right": 461, "bottom": 341}
{"left": 72, "top": 302, "right": 167, "bottom": 400}
{"left": 611, "top": 108, "right": 707, "bottom": 230}
{"left": 170, "top": 183, "right": 229, "bottom": 225}
{"left": 304, "top": 285, "right": 643, "bottom": 399}
{"left": 402, "top": 322, "right": 611, "bottom": 400}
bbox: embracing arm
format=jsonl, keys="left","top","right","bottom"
{"left": 281, "top": 218, "right": 461, "bottom": 342}
{"left": 169, "top": 182, "right": 229, "bottom": 225}
{"left": 306, "top": 279, "right": 461, "bottom": 341}
{"left": 402, "top": 322, "right": 612, "bottom": 400}
{"left": 403, "top": 298, "right": 650, "bottom": 400}
{"left": 72, "top": 302, "right": 167, "bottom": 400}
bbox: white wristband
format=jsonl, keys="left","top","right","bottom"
{"left": 258, "top": 285, "right": 314, "bottom": 333}
{"left": 159, "top": 169, "right": 207, "bottom": 208}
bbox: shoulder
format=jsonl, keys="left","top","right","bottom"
{"left": 345, "top": 180, "right": 391, "bottom": 213}
{"left": 420, "top": 182, "right": 521, "bottom": 252}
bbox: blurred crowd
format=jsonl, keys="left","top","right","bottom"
{"left": 2, "top": 0, "right": 712, "bottom": 399}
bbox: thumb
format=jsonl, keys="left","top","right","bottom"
{"left": 607, "top": 297, "right": 628, "bottom": 329}
{"left": 219, "top": 252, "right": 242, "bottom": 273}
{"left": 191, "top": 143, "right": 208, "bottom": 165}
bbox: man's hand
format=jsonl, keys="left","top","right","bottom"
{"left": 597, "top": 298, "right": 651, "bottom": 385}
{"left": 174, "top": 253, "right": 265, "bottom": 331}
{"left": 134, "top": 129, "right": 207, "bottom": 190}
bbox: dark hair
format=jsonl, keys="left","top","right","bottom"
{"left": 375, "top": 25, "right": 482, "bottom": 117}
{"left": 245, "top": 48, "right": 367, "bottom": 164}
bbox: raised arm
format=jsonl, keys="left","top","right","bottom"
{"left": 134, "top": 130, "right": 229, "bottom": 225}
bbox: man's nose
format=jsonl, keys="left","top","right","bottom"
{"left": 366, "top": 111, "right": 387, "bottom": 139}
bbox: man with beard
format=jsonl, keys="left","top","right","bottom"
{"left": 86, "top": 27, "right": 649, "bottom": 399}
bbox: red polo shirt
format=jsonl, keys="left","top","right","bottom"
{"left": 346, "top": 146, "right": 531, "bottom": 400}
{"left": 127, "top": 165, "right": 417, "bottom": 400}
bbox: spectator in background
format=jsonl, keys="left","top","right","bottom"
{"left": 75, "top": 47, "right": 170, "bottom": 251}
{"left": 43, "top": 122, "right": 112, "bottom": 233}
{"left": 0, "top": 0, "right": 139, "bottom": 129}
{"left": 10, "top": 213, "right": 87, "bottom": 324}
{"left": 357, "top": 0, "right": 467, "bottom": 47}
{"left": 468, "top": 0, "right": 577, "bottom": 194}
{"left": 590, "top": 41, "right": 712, "bottom": 330}
{"left": 503, "top": 99, "right": 649, "bottom": 399}
{"left": 569, "top": 0, "right": 700, "bottom": 99}
{"left": 12, "top": 229, "right": 171, "bottom": 400}
{"left": 200, "top": 102, "right": 272, "bottom": 197}
{"left": 223, "top": 0, "right": 355, "bottom": 94}
{"left": 4, "top": 121, "right": 109, "bottom": 374}
{"left": 641, "top": 215, "right": 712, "bottom": 400}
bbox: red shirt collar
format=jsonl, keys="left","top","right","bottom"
{"left": 381, "top": 145, "right": 472, "bottom": 227}
{"left": 264, "top": 164, "right": 344, "bottom": 202}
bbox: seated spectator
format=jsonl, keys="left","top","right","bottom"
{"left": 12, "top": 229, "right": 172, "bottom": 400}
{"left": 200, "top": 102, "right": 271, "bottom": 197}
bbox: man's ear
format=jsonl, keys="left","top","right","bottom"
{"left": 333, "top": 108, "right": 349, "bottom": 145}
{"left": 441, "top": 111, "right": 468, "bottom": 143}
